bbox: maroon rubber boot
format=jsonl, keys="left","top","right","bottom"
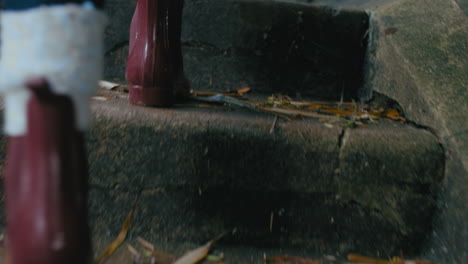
{"left": 4, "top": 78, "right": 92, "bottom": 264}
{"left": 126, "top": 0, "right": 188, "bottom": 106}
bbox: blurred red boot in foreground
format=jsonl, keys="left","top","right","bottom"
{"left": 0, "top": 2, "right": 106, "bottom": 263}
{"left": 5, "top": 78, "right": 91, "bottom": 264}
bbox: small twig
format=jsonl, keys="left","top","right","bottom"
{"left": 136, "top": 237, "right": 155, "bottom": 252}
{"left": 192, "top": 94, "right": 261, "bottom": 112}
{"left": 173, "top": 233, "right": 225, "bottom": 264}
{"left": 265, "top": 255, "right": 321, "bottom": 264}
{"left": 270, "top": 116, "right": 278, "bottom": 134}
{"left": 95, "top": 192, "right": 140, "bottom": 263}
{"left": 126, "top": 243, "right": 141, "bottom": 260}
{"left": 257, "top": 106, "right": 339, "bottom": 120}
{"left": 192, "top": 94, "right": 290, "bottom": 120}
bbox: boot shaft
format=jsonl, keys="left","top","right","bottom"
{"left": 126, "top": 0, "right": 186, "bottom": 106}
{"left": 5, "top": 79, "right": 91, "bottom": 264}
{"left": 0, "top": 3, "right": 106, "bottom": 263}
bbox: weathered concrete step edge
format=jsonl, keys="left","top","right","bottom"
{"left": 88, "top": 184, "right": 436, "bottom": 256}
{"left": 89, "top": 96, "right": 444, "bottom": 190}
{"left": 87, "top": 97, "right": 444, "bottom": 254}
{"left": 0, "top": 96, "right": 445, "bottom": 256}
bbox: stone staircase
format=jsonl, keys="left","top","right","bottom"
{"left": 88, "top": 92, "right": 444, "bottom": 258}
{"left": 83, "top": 0, "right": 447, "bottom": 260}
{"left": 0, "top": 0, "right": 449, "bottom": 262}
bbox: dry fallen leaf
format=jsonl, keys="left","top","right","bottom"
{"left": 137, "top": 237, "right": 155, "bottom": 252}
{"left": 173, "top": 240, "right": 215, "bottom": 264}
{"left": 95, "top": 194, "right": 139, "bottom": 263}
{"left": 264, "top": 255, "right": 322, "bottom": 264}
{"left": 92, "top": 96, "right": 109, "bottom": 101}
{"left": 347, "top": 253, "right": 437, "bottom": 264}
{"left": 348, "top": 254, "right": 392, "bottom": 264}
{"left": 384, "top": 109, "right": 406, "bottom": 121}
{"left": 257, "top": 106, "right": 338, "bottom": 120}
{"left": 236, "top": 87, "right": 251, "bottom": 95}
{"left": 126, "top": 243, "right": 141, "bottom": 260}
{"left": 191, "top": 91, "right": 242, "bottom": 97}
{"left": 98, "top": 80, "right": 121, "bottom": 90}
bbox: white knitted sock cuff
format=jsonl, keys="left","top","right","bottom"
{"left": 0, "top": 3, "right": 107, "bottom": 135}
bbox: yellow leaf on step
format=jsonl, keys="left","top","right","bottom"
{"left": 173, "top": 240, "right": 214, "bottom": 264}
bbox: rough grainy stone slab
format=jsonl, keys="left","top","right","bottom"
{"left": 88, "top": 94, "right": 445, "bottom": 189}
{"left": 82, "top": 91, "right": 444, "bottom": 255}
{"left": 88, "top": 95, "right": 342, "bottom": 192}
{"left": 366, "top": 0, "right": 467, "bottom": 261}
{"left": 103, "top": 0, "right": 370, "bottom": 100}
{"left": 339, "top": 123, "right": 445, "bottom": 185}
{"left": 182, "top": 0, "right": 369, "bottom": 100}
{"left": 102, "top": 0, "right": 135, "bottom": 82}
{"left": 0, "top": 0, "right": 456, "bottom": 258}
{"left": 0, "top": 90, "right": 445, "bottom": 255}
{"left": 294, "top": 0, "right": 398, "bottom": 9}
{"left": 87, "top": 185, "right": 436, "bottom": 256}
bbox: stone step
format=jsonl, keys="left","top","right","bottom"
{"left": 0, "top": 0, "right": 446, "bottom": 259}
{"left": 87, "top": 90, "right": 444, "bottom": 256}
{"left": 104, "top": 0, "right": 371, "bottom": 101}
{"left": 93, "top": 235, "right": 344, "bottom": 264}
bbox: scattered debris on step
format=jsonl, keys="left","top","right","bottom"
{"left": 192, "top": 94, "right": 264, "bottom": 115}
{"left": 99, "top": 80, "right": 128, "bottom": 93}
{"left": 173, "top": 239, "right": 216, "bottom": 264}
{"left": 99, "top": 80, "right": 121, "bottom": 90}
{"left": 192, "top": 87, "right": 251, "bottom": 97}
{"left": 96, "top": 193, "right": 140, "bottom": 263}
{"left": 257, "top": 94, "right": 406, "bottom": 124}
{"left": 130, "top": 236, "right": 176, "bottom": 264}
{"left": 347, "top": 253, "right": 437, "bottom": 264}
{"left": 92, "top": 96, "right": 111, "bottom": 101}
{"left": 125, "top": 234, "right": 225, "bottom": 264}
{"left": 264, "top": 254, "right": 321, "bottom": 263}
{"left": 188, "top": 90, "right": 405, "bottom": 125}
{"left": 96, "top": 81, "right": 406, "bottom": 127}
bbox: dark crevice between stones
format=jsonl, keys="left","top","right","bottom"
{"left": 368, "top": 91, "right": 446, "bottom": 151}
{"left": 336, "top": 127, "right": 347, "bottom": 190}
{"left": 406, "top": 121, "right": 446, "bottom": 149}
{"left": 367, "top": 91, "right": 406, "bottom": 117}
{"left": 337, "top": 127, "right": 348, "bottom": 163}
{"left": 337, "top": 128, "right": 347, "bottom": 150}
